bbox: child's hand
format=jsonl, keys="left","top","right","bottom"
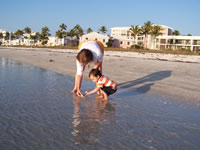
{"left": 85, "top": 91, "right": 89, "bottom": 96}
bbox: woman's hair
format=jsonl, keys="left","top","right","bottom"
{"left": 89, "top": 69, "right": 102, "bottom": 78}
{"left": 76, "top": 49, "right": 93, "bottom": 64}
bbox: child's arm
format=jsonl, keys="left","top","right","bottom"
{"left": 85, "top": 87, "right": 101, "bottom": 96}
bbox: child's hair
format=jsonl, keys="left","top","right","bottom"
{"left": 76, "top": 49, "right": 93, "bottom": 64}
{"left": 89, "top": 69, "right": 102, "bottom": 78}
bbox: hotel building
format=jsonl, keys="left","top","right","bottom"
{"left": 156, "top": 35, "right": 200, "bottom": 51}
{"left": 110, "top": 25, "right": 173, "bottom": 49}
{"left": 110, "top": 25, "right": 200, "bottom": 51}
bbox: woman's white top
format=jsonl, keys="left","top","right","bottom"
{"left": 76, "top": 41, "right": 104, "bottom": 75}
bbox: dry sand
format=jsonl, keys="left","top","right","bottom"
{"left": 0, "top": 47, "right": 200, "bottom": 103}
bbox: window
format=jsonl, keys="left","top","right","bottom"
{"left": 86, "top": 38, "right": 88, "bottom": 40}
{"left": 168, "top": 39, "right": 173, "bottom": 44}
{"left": 185, "top": 40, "right": 190, "bottom": 45}
{"left": 138, "top": 37, "right": 143, "bottom": 40}
{"left": 120, "top": 41, "right": 123, "bottom": 44}
{"left": 160, "top": 39, "right": 166, "bottom": 44}
{"left": 127, "top": 42, "right": 130, "bottom": 45}
{"left": 95, "top": 38, "right": 98, "bottom": 40}
{"left": 103, "top": 39, "right": 105, "bottom": 42}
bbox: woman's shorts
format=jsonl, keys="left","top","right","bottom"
{"left": 101, "top": 86, "right": 117, "bottom": 96}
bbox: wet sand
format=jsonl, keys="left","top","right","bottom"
{"left": 0, "top": 47, "right": 200, "bottom": 103}
{"left": 1, "top": 58, "right": 200, "bottom": 150}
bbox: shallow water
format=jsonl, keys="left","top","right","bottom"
{"left": 0, "top": 57, "right": 200, "bottom": 150}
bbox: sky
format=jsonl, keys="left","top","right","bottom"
{"left": 0, "top": 0, "right": 200, "bottom": 36}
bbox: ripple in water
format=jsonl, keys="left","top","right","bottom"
{"left": 0, "top": 57, "right": 200, "bottom": 150}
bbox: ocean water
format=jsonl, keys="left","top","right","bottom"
{"left": 0, "top": 57, "right": 200, "bottom": 150}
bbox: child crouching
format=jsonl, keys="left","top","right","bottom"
{"left": 85, "top": 69, "right": 117, "bottom": 101}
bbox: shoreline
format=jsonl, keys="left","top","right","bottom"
{"left": 0, "top": 47, "right": 200, "bottom": 103}
{"left": 1, "top": 46, "right": 200, "bottom": 64}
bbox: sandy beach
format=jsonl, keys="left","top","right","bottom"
{"left": 0, "top": 47, "right": 200, "bottom": 103}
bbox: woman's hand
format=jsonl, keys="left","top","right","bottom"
{"left": 72, "top": 87, "right": 77, "bottom": 93}
{"left": 72, "top": 87, "right": 83, "bottom": 97}
{"left": 72, "top": 74, "right": 84, "bottom": 97}
{"left": 76, "top": 90, "right": 83, "bottom": 97}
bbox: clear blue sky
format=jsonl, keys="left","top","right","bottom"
{"left": 0, "top": 0, "right": 199, "bottom": 35}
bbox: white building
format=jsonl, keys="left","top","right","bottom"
{"left": 0, "top": 29, "right": 7, "bottom": 36}
{"left": 80, "top": 32, "right": 109, "bottom": 47}
{"left": 0, "top": 31, "right": 39, "bottom": 46}
{"left": 155, "top": 35, "right": 200, "bottom": 51}
{"left": 111, "top": 27, "right": 132, "bottom": 38}
{"left": 0, "top": 29, "right": 7, "bottom": 45}
{"left": 47, "top": 36, "right": 78, "bottom": 46}
{"left": 48, "top": 37, "right": 63, "bottom": 46}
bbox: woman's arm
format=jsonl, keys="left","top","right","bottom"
{"left": 72, "top": 60, "right": 85, "bottom": 97}
{"left": 72, "top": 74, "right": 83, "bottom": 96}
{"left": 93, "top": 61, "right": 102, "bottom": 72}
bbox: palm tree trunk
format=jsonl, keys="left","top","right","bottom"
{"left": 144, "top": 34, "right": 147, "bottom": 49}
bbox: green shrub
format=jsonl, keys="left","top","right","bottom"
{"left": 130, "top": 44, "right": 140, "bottom": 49}
{"left": 106, "top": 41, "right": 112, "bottom": 47}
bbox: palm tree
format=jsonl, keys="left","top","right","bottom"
{"left": 4, "top": 32, "right": 10, "bottom": 40}
{"left": 150, "top": 25, "right": 163, "bottom": 49}
{"left": 56, "top": 30, "right": 63, "bottom": 39}
{"left": 30, "top": 32, "right": 40, "bottom": 45}
{"left": 10, "top": 32, "right": 16, "bottom": 40}
{"left": 151, "top": 25, "right": 163, "bottom": 36}
{"left": 30, "top": 35, "right": 37, "bottom": 41}
{"left": 173, "top": 30, "right": 180, "bottom": 36}
{"left": 141, "top": 21, "right": 153, "bottom": 49}
{"left": 14, "top": 29, "right": 24, "bottom": 39}
{"left": 35, "top": 32, "right": 41, "bottom": 39}
{"left": 59, "top": 23, "right": 67, "bottom": 32}
{"left": 128, "top": 25, "right": 141, "bottom": 46}
{"left": 40, "top": 26, "right": 51, "bottom": 45}
{"left": 30, "top": 32, "right": 40, "bottom": 43}
{"left": 0, "top": 33, "right": 3, "bottom": 40}
{"left": 24, "top": 26, "right": 31, "bottom": 34}
{"left": 86, "top": 28, "right": 93, "bottom": 34}
{"left": 67, "top": 29, "right": 76, "bottom": 46}
{"left": 56, "top": 30, "right": 65, "bottom": 46}
{"left": 24, "top": 26, "right": 31, "bottom": 40}
{"left": 73, "top": 24, "right": 84, "bottom": 39}
{"left": 0, "top": 32, "right": 4, "bottom": 45}
{"left": 56, "top": 23, "right": 67, "bottom": 45}
{"left": 99, "top": 26, "right": 107, "bottom": 34}
{"left": 67, "top": 29, "right": 76, "bottom": 39}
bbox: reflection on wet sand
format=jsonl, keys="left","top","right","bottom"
{"left": 72, "top": 94, "right": 115, "bottom": 145}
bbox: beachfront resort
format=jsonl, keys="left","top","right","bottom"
{"left": 1, "top": 24, "right": 200, "bottom": 51}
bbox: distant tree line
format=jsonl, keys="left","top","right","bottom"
{"left": 0, "top": 22, "right": 192, "bottom": 47}
{"left": 0, "top": 24, "right": 108, "bottom": 45}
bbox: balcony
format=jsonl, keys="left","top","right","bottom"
{"left": 193, "top": 40, "right": 200, "bottom": 45}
